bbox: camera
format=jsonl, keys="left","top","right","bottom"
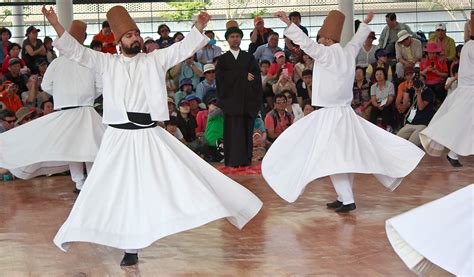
{"left": 413, "top": 62, "right": 421, "bottom": 81}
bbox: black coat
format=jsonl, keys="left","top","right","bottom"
{"left": 215, "top": 51, "right": 263, "bottom": 117}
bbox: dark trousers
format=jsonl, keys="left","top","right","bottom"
{"left": 370, "top": 105, "right": 393, "bottom": 127}
{"left": 223, "top": 114, "right": 254, "bottom": 167}
{"left": 426, "top": 83, "right": 447, "bottom": 107}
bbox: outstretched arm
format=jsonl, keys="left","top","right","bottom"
{"left": 344, "top": 12, "right": 374, "bottom": 58}
{"left": 41, "top": 6, "right": 65, "bottom": 37}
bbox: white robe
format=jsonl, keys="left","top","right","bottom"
{"left": 52, "top": 29, "right": 263, "bottom": 251}
{"left": 0, "top": 56, "right": 105, "bottom": 179}
{"left": 261, "top": 23, "right": 425, "bottom": 203}
{"left": 386, "top": 184, "right": 473, "bottom": 276}
{"left": 419, "top": 40, "right": 474, "bottom": 156}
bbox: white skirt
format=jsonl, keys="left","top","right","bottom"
{"left": 262, "top": 106, "right": 425, "bottom": 202}
{"left": 53, "top": 126, "right": 262, "bottom": 251}
{"left": 0, "top": 107, "right": 106, "bottom": 179}
{"left": 419, "top": 86, "right": 474, "bottom": 156}
{"left": 385, "top": 184, "right": 473, "bottom": 276}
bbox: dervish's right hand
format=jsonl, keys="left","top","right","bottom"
{"left": 275, "top": 11, "right": 291, "bottom": 26}
{"left": 42, "top": 6, "right": 59, "bottom": 25}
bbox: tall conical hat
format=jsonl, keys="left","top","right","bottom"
{"left": 318, "top": 10, "right": 345, "bottom": 43}
{"left": 106, "top": 6, "right": 140, "bottom": 43}
{"left": 68, "top": 20, "right": 87, "bottom": 44}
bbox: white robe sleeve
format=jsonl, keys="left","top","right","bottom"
{"left": 151, "top": 26, "right": 209, "bottom": 70}
{"left": 41, "top": 57, "right": 58, "bottom": 95}
{"left": 53, "top": 31, "right": 109, "bottom": 74}
{"left": 344, "top": 23, "right": 372, "bottom": 60}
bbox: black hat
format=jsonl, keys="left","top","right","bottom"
{"left": 25, "top": 26, "right": 40, "bottom": 36}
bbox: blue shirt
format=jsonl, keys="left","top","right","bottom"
{"left": 253, "top": 43, "right": 282, "bottom": 63}
{"left": 195, "top": 79, "right": 216, "bottom": 100}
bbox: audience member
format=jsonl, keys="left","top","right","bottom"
{"left": 248, "top": 16, "right": 275, "bottom": 54}
{"left": 172, "top": 55, "right": 203, "bottom": 89}
{"left": 143, "top": 37, "right": 159, "bottom": 53}
{"left": 352, "top": 66, "right": 372, "bottom": 119}
{"left": 0, "top": 81, "right": 23, "bottom": 112}
{"left": 370, "top": 68, "right": 395, "bottom": 131}
{"left": 196, "top": 30, "right": 222, "bottom": 65}
{"left": 267, "top": 51, "right": 294, "bottom": 83}
{"left": 283, "top": 90, "right": 303, "bottom": 122}
{"left": 366, "top": 48, "right": 393, "bottom": 83}
{"left": 395, "top": 30, "right": 422, "bottom": 78}
{"left": 296, "top": 69, "right": 312, "bottom": 106}
{"left": 173, "top": 32, "right": 184, "bottom": 43}
{"left": 293, "top": 52, "right": 314, "bottom": 83}
{"left": 167, "top": 96, "right": 177, "bottom": 117}
{"left": 428, "top": 23, "right": 456, "bottom": 62}
{"left": 22, "top": 26, "right": 47, "bottom": 73}
{"left": 420, "top": 42, "right": 448, "bottom": 105}
{"left": 156, "top": 24, "right": 173, "bottom": 48}
{"left": 0, "top": 27, "right": 12, "bottom": 64}
{"left": 272, "top": 71, "right": 297, "bottom": 95}
{"left": 302, "top": 98, "right": 315, "bottom": 116}
{"left": 195, "top": 63, "right": 216, "bottom": 100}
{"left": 445, "top": 64, "right": 458, "bottom": 96}
{"left": 90, "top": 39, "right": 103, "bottom": 52}
{"left": 253, "top": 32, "right": 281, "bottom": 63}
{"left": 0, "top": 108, "right": 15, "bottom": 133}
{"left": 14, "top": 106, "right": 34, "bottom": 126}
{"left": 284, "top": 11, "right": 308, "bottom": 63}
{"left": 265, "top": 93, "right": 293, "bottom": 143}
{"left": 93, "top": 21, "right": 116, "bottom": 54}
{"left": 164, "top": 116, "right": 186, "bottom": 144}
{"left": 356, "top": 31, "right": 378, "bottom": 68}
{"left": 2, "top": 43, "right": 28, "bottom": 75}
{"left": 176, "top": 99, "right": 197, "bottom": 144}
{"left": 3, "top": 58, "right": 28, "bottom": 93}
{"left": 378, "top": 13, "right": 415, "bottom": 58}
{"left": 174, "top": 78, "right": 194, "bottom": 105}
{"left": 43, "top": 36, "right": 57, "bottom": 63}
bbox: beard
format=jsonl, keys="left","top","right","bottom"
{"left": 122, "top": 41, "right": 141, "bottom": 55}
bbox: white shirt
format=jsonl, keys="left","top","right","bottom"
{"left": 284, "top": 23, "right": 371, "bottom": 107}
{"left": 41, "top": 56, "right": 101, "bottom": 109}
{"left": 230, "top": 48, "right": 240, "bottom": 60}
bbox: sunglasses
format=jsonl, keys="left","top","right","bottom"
{"left": 4, "top": 119, "right": 15, "bottom": 123}
{"left": 206, "top": 70, "right": 215, "bottom": 74}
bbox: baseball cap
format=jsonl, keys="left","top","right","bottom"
{"left": 25, "top": 26, "right": 40, "bottom": 36}
{"left": 435, "top": 23, "right": 446, "bottom": 31}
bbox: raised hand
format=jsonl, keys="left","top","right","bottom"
{"left": 275, "top": 11, "right": 291, "bottom": 26}
{"left": 41, "top": 5, "right": 59, "bottom": 25}
{"left": 363, "top": 11, "right": 374, "bottom": 24}
{"left": 195, "top": 12, "right": 211, "bottom": 32}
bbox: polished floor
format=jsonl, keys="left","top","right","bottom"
{"left": 0, "top": 154, "right": 472, "bottom": 276}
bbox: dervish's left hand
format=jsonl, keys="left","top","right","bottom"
{"left": 195, "top": 12, "right": 211, "bottom": 32}
{"left": 363, "top": 12, "right": 374, "bottom": 24}
{"left": 248, "top": 73, "right": 255, "bottom": 81}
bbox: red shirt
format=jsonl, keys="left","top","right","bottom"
{"left": 264, "top": 110, "right": 292, "bottom": 138}
{"left": 2, "top": 56, "right": 27, "bottom": 74}
{"left": 420, "top": 57, "right": 448, "bottom": 85}
{"left": 0, "top": 91, "right": 23, "bottom": 112}
{"left": 93, "top": 32, "right": 117, "bottom": 54}
{"left": 195, "top": 110, "right": 208, "bottom": 133}
{"left": 267, "top": 62, "right": 294, "bottom": 77}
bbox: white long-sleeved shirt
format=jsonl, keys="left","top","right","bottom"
{"left": 53, "top": 27, "right": 209, "bottom": 124}
{"left": 41, "top": 56, "right": 102, "bottom": 109}
{"left": 284, "top": 23, "right": 371, "bottom": 107}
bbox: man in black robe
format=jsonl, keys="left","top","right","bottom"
{"left": 216, "top": 21, "right": 263, "bottom": 167}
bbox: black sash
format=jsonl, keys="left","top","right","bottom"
{"left": 109, "top": 112, "right": 158, "bottom": 130}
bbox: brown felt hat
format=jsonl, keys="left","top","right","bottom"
{"left": 471, "top": 12, "right": 474, "bottom": 38}
{"left": 318, "top": 10, "right": 345, "bottom": 43}
{"left": 68, "top": 20, "right": 87, "bottom": 44}
{"left": 106, "top": 6, "right": 140, "bottom": 43}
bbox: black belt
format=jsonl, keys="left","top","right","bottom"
{"left": 54, "top": 105, "right": 83, "bottom": 111}
{"left": 109, "top": 112, "right": 158, "bottom": 130}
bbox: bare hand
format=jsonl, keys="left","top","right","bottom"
{"left": 30, "top": 74, "right": 39, "bottom": 83}
{"left": 363, "top": 12, "right": 374, "bottom": 24}
{"left": 195, "top": 12, "right": 211, "bottom": 32}
{"left": 275, "top": 11, "right": 291, "bottom": 26}
{"left": 248, "top": 73, "right": 255, "bottom": 81}
{"left": 41, "top": 6, "right": 59, "bottom": 25}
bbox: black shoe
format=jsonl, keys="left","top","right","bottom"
{"left": 72, "top": 188, "right": 81, "bottom": 194}
{"left": 326, "top": 200, "right": 343, "bottom": 209}
{"left": 120, "top": 253, "right": 138, "bottom": 267}
{"left": 447, "top": 155, "right": 463, "bottom": 167}
{"left": 335, "top": 203, "right": 356, "bottom": 213}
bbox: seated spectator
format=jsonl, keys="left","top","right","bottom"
{"left": 445, "top": 64, "right": 459, "bottom": 96}
{"left": 203, "top": 98, "right": 224, "bottom": 162}
{"left": 164, "top": 116, "right": 186, "bottom": 144}
{"left": 253, "top": 32, "right": 281, "bottom": 64}
{"left": 176, "top": 99, "right": 197, "bottom": 144}
{"left": 267, "top": 51, "right": 294, "bottom": 84}
{"left": 22, "top": 75, "right": 50, "bottom": 110}
{"left": 397, "top": 79, "right": 435, "bottom": 146}
{"left": 156, "top": 24, "right": 173, "bottom": 49}
{"left": 196, "top": 30, "right": 222, "bottom": 65}
{"left": 195, "top": 63, "right": 216, "bottom": 100}
{"left": 449, "top": 44, "right": 463, "bottom": 76}
{"left": 464, "top": 12, "right": 473, "bottom": 42}
{"left": 2, "top": 43, "right": 28, "bottom": 75}
{"left": 14, "top": 106, "right": 35, "bottom": 126}
{"left": 167, "top": 96, "right": 177, "bottom": 117}
{"left": 173, "top": 32, "right": 184, "bottom": 43}
{"left": 302, "top": 98, "right": 315, "bottom": 116}
{"left": 283, "top": 90, "right": 303, "bottom": 122}
{"left": 296, "top": 69, "right": 312, "bottom": 106}
{"left": 0, "top": 108, "right": 16, "bottom": 133}
{"left": 143, "top": 37, "right": 159, "bottom": 53}
{"left": 370, "top": 68, "right": 395, "bottom": 131}
{"left": 0, "top": 81, "right": 22, "bottom": 112}
{"left": 3, "top": 58, "right": 28, "bottom": 93}
{"left": 356, "top": 31, "right": 378, "bottom": 68}
{"left": 420, "top": 42, "right": 448, "bottom": 105}
{"left": 43, "top": 36, "right": 57, "bottom": 64}
{"left": 90, "top": 40, "right": 103, "bottom": 52}
{"left": 172, "top": 55, "right": 203, "bottom": 90}
{"left": 93, "top": 21, "right": 116, "bottom": 54}
{"left": 265, "top": 93, "right": 293, "bottom": 143}
{"left": 252, "top": 113, "right": 267, "bottom": 161}
{"left": 395, "top": 67, "right": 415, "bottom": 118}
{"left": 22, "top": 26, "right": 47, "bottom": 73}
{"left": 366, "top": 49, "right": 393, "bottom": 83}
{"left": 259, "top": 60, "right": 273, "bottom": 109}
{"left": 378, "top": 13, "right": 415, "bottom": 58}
{"left": 0, "top": 27, "right": 12, "bottom": 64}
{"left": 352, "top": 66, "right": 372, "bottom": 120}
{"left": 40, "top": 99, "right": 54, "bottom": 116}
{"left": 166, "top": 68, "right": 177, "bottom": 98}
{"left": 36, "top": 58, "right": 48, "bottom": 80}
{"left": 294, "top": 52, "right": 314, "bottom": 83}
{"left": 284, "top": 11, "right": 308, "bottom": 63}
{"left": 174, "top": 78, "right": 194, "bottom": 105}
{"left": 272, "top": 72, "right": 297, "bottom": 95}
{"left": 185, "top": 94, "right": 204, "bottom": 118}
{"left": 248, "top": 16, "right": 274, "bottom": 54}
{"left": 428, "top": 23, "right": 456, "bottom": 63}
{"left": 395, "top": 30, "right": 422, "bottom": 78}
